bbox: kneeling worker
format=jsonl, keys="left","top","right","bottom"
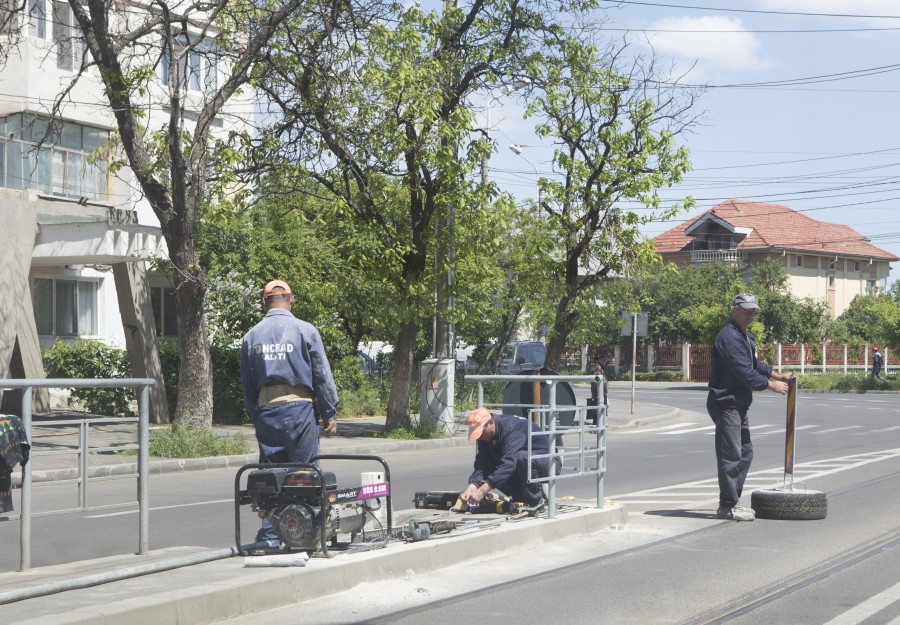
{"left": 461, "top": 408, "right": 559, "bottom": 508}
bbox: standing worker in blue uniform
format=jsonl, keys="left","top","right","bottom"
{"left": 461, "top": 408, "right": 559, "bottom": 508}
{"left": 707, "top": 293, "right": 791, "bottom": 522}
{"left": 240, "top": 279, "right": 339, "bottom": 549}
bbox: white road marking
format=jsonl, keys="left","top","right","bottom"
{"left": 821, "top": 579, "right": 900, "bottom": 625}
{"left": 663, "top": 425, "right": 715, "bottom": 435}
{"left": 815, "top": 426, "right": 863, "bottom": 434}
{"left": 616, "top": 423, "right": 699, "bottom": 434}
{"left": 85, "top": 498, "right": 233, "bottom": 518}
{"left": 612, "top": 448, "right": 900, "bottom": 511}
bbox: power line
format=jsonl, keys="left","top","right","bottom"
{"left": 607, "top": 26, "right": 900, "bottom": 34}
{"left": 600, "top": 0, "right": 900, "bottom": 20}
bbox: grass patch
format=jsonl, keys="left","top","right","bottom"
{"left": 145, "top": 425, "right": 251, "bottom": 458}
{"left": 374, "top": 421, "right": 449, "bottom": 440}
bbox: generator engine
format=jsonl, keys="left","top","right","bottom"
{"left": 245, "top": 467, "right": 379, "bottom": 551}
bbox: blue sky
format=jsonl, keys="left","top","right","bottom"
{"left": 483, "top": 0, "right": 900, "bottom": 286}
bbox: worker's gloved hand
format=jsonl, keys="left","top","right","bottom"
{"left": 462, "top": 482, "right": 490, "bottom": 505}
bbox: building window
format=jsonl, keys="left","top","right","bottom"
{"left": 0, "top": 114, "right": 109, "bottom": 201}
{"left": 29, "top": 0, "right": 45, "bottom": 38}
{"left": 828, "top": 276, "right": 835, "bottom": 288}
{"left": 33, "top": 277, "right": 98, "bottom": 337}
{"left": 160, "top": 36, "right": 217, "bottom": 94}
{"left": 150, "top": 286, "right": 178, "bottom": 338}
{"left": 828, "top": 259, "right": 837, "bottom": 271}
{"left": 854, "top": 260, "right": 861, "bottom": 272}
{"left": 866, "top": 280, "right": 876, "bottom": 295}
{"left": 795, "top": 255, "right": 803, "bottom": 268}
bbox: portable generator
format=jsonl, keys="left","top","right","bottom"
{"left": 235, "top": 454, "right": 393, "bottom": 557}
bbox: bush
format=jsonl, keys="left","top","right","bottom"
{"left": 148, "top": 424, "right": 250, "bottom": 458}
{"left": 332, "top": 355, "right": 387, "bottom": 418}
{"left": 796, "top": 372, "right": 898, "bottom": 392}
{"left": 42, "top": 340, "right": 132, "bottom": 415}
{"left": 156, "top": 340, "right": 250, "bottom": 424}
{"left": 607, "top": 370, "right": 685, "bottom": 382}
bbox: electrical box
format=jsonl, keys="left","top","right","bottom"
{"left": 419, "top": 359, "right": 456, "bottom": 436}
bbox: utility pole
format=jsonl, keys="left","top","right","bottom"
{"left": 421, "top": 0, "right": 457, "bottom": 436}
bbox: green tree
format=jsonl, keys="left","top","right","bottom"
{"left": 57, "top": 0, "right": 312, "bottom": 427}
{"left": 839, "top": 295, "right": 900, "bottom": 347}
{"left": 255, "top": 1, "right": 576, "bottom": 431}
{"left": 522, "top": 36, "right": 699, "bottom": 368}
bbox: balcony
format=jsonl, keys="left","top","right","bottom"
{"left": 691, "top": 249, "right": 747, "bottom": 265}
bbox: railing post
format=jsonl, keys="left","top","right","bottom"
{"left": 138, "top": 383, "right": 150, "bottom": 555}
{"left": 20, "top": 386, "right": 33, "bottom": 572}
{"left": 844, "top": 344, "right": 848, "bottom": 375}
{"left": 822, "top": 342, "right": 827, "bottom": 374}
{"left": 79, "top": 422, "right": 88, "bottom": 509}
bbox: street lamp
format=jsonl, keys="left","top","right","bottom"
{"left": 509, "top": 143, "right": 542, "bottom": 204}
{"left": 482, "top": 80, "right": 531, "bottom": 186}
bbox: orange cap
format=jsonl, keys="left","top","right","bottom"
{"left": 467, "top": 408, "right": 493, "bottom": 441}
{"left": 263, "top": 280, "right": 292, "bottom": 298}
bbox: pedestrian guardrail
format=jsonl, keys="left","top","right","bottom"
{"left": 1, "top": 378, "right": 155, "bottom": 572}
{"left": 464, "top": 374, "right": 606, "bottom": 519}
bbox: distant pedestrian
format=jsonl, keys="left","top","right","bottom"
{"left": 707, "top": 293, "right": 791, "bottom": 522}
{"left": 240, "top": 279, "right": 339, "bottom": 550}
{"left": 872, "top": 347, "right": 887, "bottom": 383}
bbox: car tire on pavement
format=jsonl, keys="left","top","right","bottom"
{"left": 751, "top": 488, "right": 827, "bottom": 520}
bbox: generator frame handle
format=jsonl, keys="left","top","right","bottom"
{"left": 234, "top": 455, "right": 393, "bottom": 558}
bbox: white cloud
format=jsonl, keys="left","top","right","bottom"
{"left": 643, "top": 16, "right": 775, "bottom": 79}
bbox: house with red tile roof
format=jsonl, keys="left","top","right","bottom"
{"left": 652, "top": 199, "right": 898, "bottom": 318}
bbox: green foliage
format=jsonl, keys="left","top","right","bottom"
{"left": 607, "top": 370, "right": 685, "bottom": 382}
{"left": 148, "top": 425, "right": 250, "bottom": 458}
{"left": 838, "top": 295, "right": 900, "bottom": 347}
{"left": 332, "top": 356, "right": 387, "bottom": 418}
{"left": 156, "top": 340, "right": 249, "bottom": 425}
{"left": 42, "top": 340, "right": 132, "bottom": 415}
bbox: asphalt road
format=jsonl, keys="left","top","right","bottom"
{"left": 4, "top": 386, "right": 900, "bottom": 624}
{"left": 216, "top": 387, "right": 900, "bottom": 625}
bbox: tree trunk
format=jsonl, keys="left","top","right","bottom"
{"left": 170, "top": 237, "right": 214, "bottom": 428}
{"left": 384, "top": 319, "right": 418, "bottom": 432}
{"left": 546, "top": 302, "right": 580, "bottom": 370}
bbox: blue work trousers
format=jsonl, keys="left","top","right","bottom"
{"left": 254, "top": 400, "right": 319, "bottom": 542}
{"left": 494, "top": 450, "right": 558, "bottom": 506}
{"left": 707, "top": 399, "right": 753, "bottom": 510}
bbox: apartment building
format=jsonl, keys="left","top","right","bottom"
{"left": 0, "top": 1, "right": 252, "bottom": 419}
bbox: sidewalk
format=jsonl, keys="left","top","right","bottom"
{"left": 0, "top": 399, "right": 677, "bottom": 625}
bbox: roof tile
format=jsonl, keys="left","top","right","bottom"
{"left": 652, "top": 199, "right": 899, "bottom": 260}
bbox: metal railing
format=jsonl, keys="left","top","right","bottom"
{"left": 464, "top": 374, "right": 606, "bottom": 519}
{"left": 1, "top": 378, "right": 155, "bottom": 572}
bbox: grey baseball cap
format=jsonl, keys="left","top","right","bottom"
{"left": 732, "top": 293, "right": 760, "bottom": 310}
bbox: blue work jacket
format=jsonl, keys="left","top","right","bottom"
{"left": 240, "top": 309, "right": 339, "bottom": 423}
{"left": 707, "top": 318, "right": 772, "bottom": 410}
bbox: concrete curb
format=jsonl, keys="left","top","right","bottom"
{"left": 606, "top": 406, "right": 681, "bottom": 431}
{"left": 12, "top": 505, "right": 627, "bottom": 625}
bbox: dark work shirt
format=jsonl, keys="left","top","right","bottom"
{"left": 468, "top": 414, "right": 552, "bottom": 488}
{"left": 707, "top": 318, "right": 772, "bottom": 410}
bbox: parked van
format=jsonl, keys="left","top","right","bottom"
{"left": 498, "top": 341, "right": 547, "bottom": 374}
